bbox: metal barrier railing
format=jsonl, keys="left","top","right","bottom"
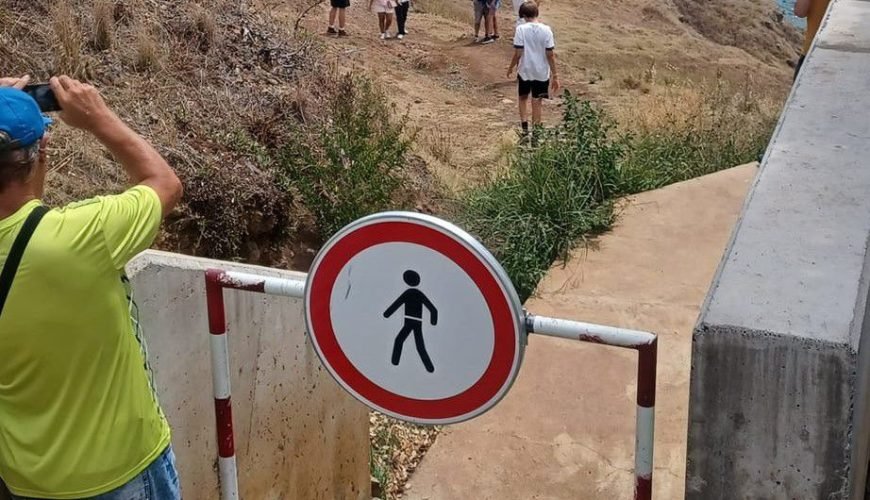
{"left": 205, "top": 268, "right": 658, "bottom": 500}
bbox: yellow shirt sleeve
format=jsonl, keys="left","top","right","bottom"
{"left": 98, "top": 185, "right": 163, "bottom": 270}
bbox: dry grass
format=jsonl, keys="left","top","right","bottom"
{"left": 133, "top": 25, "right": 162, "bottom": 72}
{"left": 672, "top": 0, "right": 803, "bottom": 65}
{"left": 423, "top": 127, "right": 455, "bottom": 164}
{"left": 91, "top": 0, "right": 115, "bottom": 51}
{"left": 413, "top": 0, "right": 470, "bottom": 25}
{"left": 52, "top": 0, "right": 87, "bottom": 77}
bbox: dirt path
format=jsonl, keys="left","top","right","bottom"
{"left": 267, "top": 0, "right": 790, "bottom": 191}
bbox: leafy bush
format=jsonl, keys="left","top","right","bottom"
{"left": 279, "top": 74, "right": 414, "bottom": 239}
{"left": 460, "top": 95, "right": 624, "bottom": 299}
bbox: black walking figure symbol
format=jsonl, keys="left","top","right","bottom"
{"left": 384, "top": 270, "right": 439, "bottom": 373}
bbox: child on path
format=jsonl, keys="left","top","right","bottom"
{"left": 395, "top": 0, "right": 410, "bottom": 39}
{"left": 327, "top": 0, "right": 350, "bottom": 36}
{"left": 473, "top": 0, "right": 488, "bottom": 42}
{"left": 481, "top": 0, "right": 500, "bottom": 43}
{"left": 506, "top": 1, "right": 559, "bottom": 134}
{"left": 370, "top": 0, "right": 397, "bottom": 39}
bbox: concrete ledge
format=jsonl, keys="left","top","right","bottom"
{"left": 127, "top": 250, "right": 369, "bottom": 499}
{"left": 686, "top": 1, "right": 870, "bottom": 498}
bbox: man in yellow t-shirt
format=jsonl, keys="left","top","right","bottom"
{"left": 0, "top": 74, "right": 183, "bottom": 498}
{"left": 794, "top": 0, "right": 832, "bottom": 80}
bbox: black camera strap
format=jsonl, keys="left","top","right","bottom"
{"left": 0, "top": 205, "right": 49, "bottom": 319}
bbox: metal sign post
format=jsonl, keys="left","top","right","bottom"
{"left": 203, "top": 211, "right": 658, "bottom": 500}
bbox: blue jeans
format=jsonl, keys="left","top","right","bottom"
{"left": 12, "top": 446, "right": 181, "bottom": 500}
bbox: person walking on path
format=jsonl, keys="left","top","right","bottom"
{"left": 370, "top": 0, "right": 397, "bottom": 39}
{"left": 327, "top": 0, "right": 350, "bottom": 37}
{"left": 481, "top": 0, "right": 500, "bottom": 43}
{"left": 506, "top": 1, "right": 559, "bottom": 136}
{"left": 395, "top": 0, "right": 410, "bottom": 39}
{"left": 472, "top": 0, "right": 489, "bottom": 42}
{"left": 0, "top": 75, "right": 183, "bottom": 499}
{"left": 793, "top": 0, "right": 831, "bottom": 80}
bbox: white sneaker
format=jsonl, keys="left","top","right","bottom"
{"left": 384, "top": 32, "right": 393, "bottom": 39}
{"left": 380, "top": 32, "right": 386, "bottom": 40}
{"left": 397, "top": 34, "right": 404, "bottom": 39}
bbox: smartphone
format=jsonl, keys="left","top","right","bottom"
{"left": 22, "top": 84, "right": 61, "bottom": 112}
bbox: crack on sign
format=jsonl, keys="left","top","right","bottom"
{"left": 344, "top": 266, "right": 353, "bottom": 300}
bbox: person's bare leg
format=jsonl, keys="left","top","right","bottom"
{"left": 329, "top": 7, "right": 337, "bottom": 27}
{"left": 518, "top": 95, "right": 530, "bottom": 125}
{"left": 378, "top": 12, "right": 386, "bottom": 33}
{"left": 385, "top": 13, "right": 393, "bottom": 33}
{"left": 493, "top": 15, "right": 499, "bottom": 37}
{"left": 338, "top": 8, "right": 346, "bottom": 29}
{"left": 485, "top": 12, "right": 493, "bottom": 36}
{"left": 531, "top": 97, "right": 543, "bottom": 125}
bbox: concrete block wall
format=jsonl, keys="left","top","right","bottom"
{"left": 127, "top": 250, "right": 370, "bottom": 499}
{"left": 686, "top": 1, "right": 870, "bottom": 498}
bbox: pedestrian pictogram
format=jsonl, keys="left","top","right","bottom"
{"left": 304, "top": 212, "right": 526, "bottom": 425}
{"left": 385, "top": 270, "right": 439, "bottom": 373}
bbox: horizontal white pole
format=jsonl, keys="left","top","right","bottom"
{"left": 526, "top": 314, "right": 656, "bottom": 349}
{"left": 221, "top": 270, "right": 306, "bottom": 298}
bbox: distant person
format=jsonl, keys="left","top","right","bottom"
{"left": 370, "top": 0, "right": 397, "bottom": 39}
{"left": 472, "top": 0, "right": 489, "bottom": 42}
{"left": 793, "top": 0, "right": 832, "bottom": 79}
{"left": 0, "top": 75, "right": 182, "bottom": 498}
{"left": 327, "top": 0, "right": 350, "bottom": 37}
{"left": 481, "top": 0, "right": 500, "bottom": 44}
{"left": 395, "top": 0, "right": 410, "bottom": 39}
{"left": 506, "top": 1, "right": 559, "bottom": 136}
{"left": 512, "top": 0, "right": 525, "bottom": 27}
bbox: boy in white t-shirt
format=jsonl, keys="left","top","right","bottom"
{"left": 506, "top": 1, "right": 559, "bottom": 134}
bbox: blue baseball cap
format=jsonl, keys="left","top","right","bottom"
{"left": 0, "top": 87, "right": 53, "bottom": 152}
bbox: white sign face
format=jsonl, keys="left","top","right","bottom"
{"left": 305, "top": 212, "right": 525, "bottom": 425}
{"left": 331, "top": 242, "right": 495, "bottom": 400}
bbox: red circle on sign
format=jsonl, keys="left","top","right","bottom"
{"left": 307, "top": 218, "right": 520, "bottom": 422}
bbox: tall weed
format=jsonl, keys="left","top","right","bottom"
{"left": 279, "top": 74, "right": 414, "bottom": 239}
{"left": 461, "top": 95, "right": 624, "bottom": 299}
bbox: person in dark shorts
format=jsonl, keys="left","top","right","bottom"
{"left": 395, "top": 0, "right": 410, "bottom": 39}
{"left": 472, "top": 0, "right": 488, "bottom": 42}
{"left": 506, "top": 1, "right": 559, "bottom": 134}
{"left": 328, "top": 0, "right": 350, "bottom": 36}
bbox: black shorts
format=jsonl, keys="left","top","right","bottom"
{"left": 518, "top": 77, "right": 549, "bottom": 99}
{"left": 331, "top": 0, "right": 350, "bottom": 8}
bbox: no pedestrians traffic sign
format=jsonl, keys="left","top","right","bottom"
{"left": 304, "top": 212, "right": 526, "bottom": 425}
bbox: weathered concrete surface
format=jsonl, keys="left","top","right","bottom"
{"left": 404, "top": 164, "right": 756, "bottom": 499}
{"left": 127, "top": 251, "right": 370, "bottom": 500}
{"left": 686, "top": 1, "right": 870, "bottom": 498}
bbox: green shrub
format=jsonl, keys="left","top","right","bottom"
{"left": 460, "top": 94, "right": 624, "bottom": 300}
{"left": 279, "top": 74, "right": 414, "bottom": 240}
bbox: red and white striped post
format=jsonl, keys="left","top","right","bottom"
{"left": 205, "top": 269, "right": 306, "bottom": 500}
{"left": 525, "top": 315, "right": 658, "bottom": 500}
{"left": 203, "top": 267, "right": 657, "bottom": 500}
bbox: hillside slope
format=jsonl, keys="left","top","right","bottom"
{"left": 276, "top": 0, "right": 800, "bottom": 187}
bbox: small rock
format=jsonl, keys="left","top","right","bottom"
{"left": 445, "top": 100, "right": 455, "bottom": 105}
{"left": 501, "top": 98, "right": 513, "bottom": 104}
{"left": 371, "top": 475, "right": 383, "bottom": 498}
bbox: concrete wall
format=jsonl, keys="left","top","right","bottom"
{"left": 127, "top": 250, "right": 370, "bottom": 499}
{"left": 686, "top": 1, "right": 870, "bottom": 498}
